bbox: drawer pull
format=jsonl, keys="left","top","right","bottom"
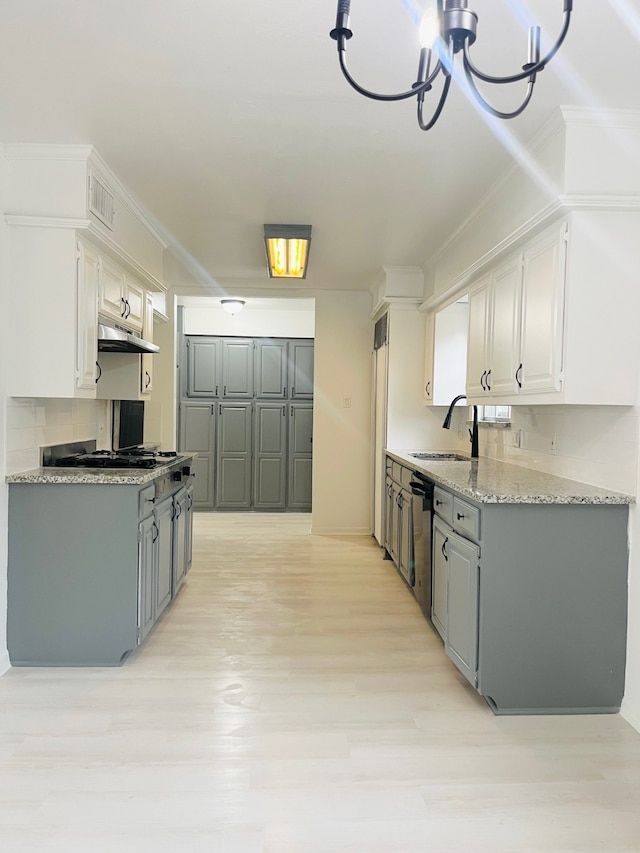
{"left": 435, "top": 499, "right": 443, "bottom": 506}
{"left": 442, "top": 537, "right": 448, "bottom": 561}
{"left": 457, "top": 512, "right": 465, "bottom": 520}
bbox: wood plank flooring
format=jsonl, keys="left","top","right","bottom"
{"left": 1, "top": 513, "right": 640, "bottom": 852}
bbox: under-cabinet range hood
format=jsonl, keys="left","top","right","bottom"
{"left": 97, "top": 321, "right": 159, "bottom": 354}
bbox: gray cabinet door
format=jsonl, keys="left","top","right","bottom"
{"left": 216, "top": 402, "right": 253, "bottom": 508}
{"left": 256, "top": 340, "right": 288, "bottom": 398}
{"left": 179, "top": 402, "right": 215, "bottom": 508}
{"left": 138, "top": 515, "right": 156, "bottom": 644}
{"left": 289, "top": 340, "right": 314, "bottom": 398}
{"left": 384, "top": 477, "right": 395, "bottom": 559}
{"left": 185, "top": 483, "right": 194, "bottom": 573}
{"left": 173, "top": 487, "right": 188, "bottom": 593}
{"left": 254, "top": 403, "right": 287, "bottom": 509}
{"left": 399, "top": 487, "right": 413, "bottom": 586}
{"left": 222, "top": 339, "right": 254, "bottom": 398}
{"left": 287, "top": 403, "right": 312, "bottom": 510}
{"left": 445, "top": 528, "right": 479, "bottom": 687}
{"left": 431, "top": 516, "right": 449, "bottom": 640}
{"left": 154, "top": 495, "right": 174, "bottom": 618}
{"left": 186, "top": 337, "right": 220, "bottom": 397}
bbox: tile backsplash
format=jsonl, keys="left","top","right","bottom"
{"left": 479, "top": 405, "right": 639, "bottom": 496}
{"left": 5, "top": 398, "right": 111, "bottom": 473}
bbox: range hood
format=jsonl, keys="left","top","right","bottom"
{"left": 97, "top": 322, "right": 159, "bottom": 354}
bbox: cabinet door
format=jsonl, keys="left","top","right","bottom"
{"left": 187, "top": 337, "right": 220, "bottom": 397}
{"left": 216, "top": 402, "right": 253, "bottom": 508}
{"left": 222, "top": 339, "right": 254, "bottom": 398}
{"left": 399, "top": 487, "right": 413, "bottom": 586}
{"left": 99, "top": 255, "right": 126, "bottom": 321}
{"left": 423, "top": 312, "right": 435, "bottom": 404}
{"left": 185, "top": 484, "right": 194, "bottom": 573}
{"left": 289, "top": 340, "right": 314, "bottom": 399}
{"left": 520, "top": 225, "right": 566, "bottom": 395}
{"left": 76, "top": 240, "right": 99, "bottom": 390}
{"left": 173, "top": 488, "right": 188, "bottom": 593}
{"left": 254, "top": 403, "right": 287, "bottom": 509}
{"left": 140, "top": 292, "right": 154, "bottom": 395}
{"left": 287, "top": 403, "right": 313, "bottom": 510}
{"left": 446, "top": 529, "right": 479, "bottom": 687}
{"left": 431, "top": 516, "right": 449, "bottom": 640}
{"left": 466, "top": 276, "right": 491, "bottom": 397}
{"left": 137, "top": 515, "right": 156, "bottom": 644}
{"left": 384, "top": 477, "right": 395, "bottom": 556}
{"left": 489, "top": 254, "right": 522, "bottom": 396}
{"left": 154, "top": 496, "right": 174, "bottom": 618}
{"left": 123, "top": 276, "right": 144, "bottom": 332}
{"left": 179, "top": 402, "right": 215, "bottom": 508}
{"left": 256, "top": 340, "right": 288, "bottom": 398}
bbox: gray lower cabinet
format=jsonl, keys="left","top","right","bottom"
{"left": 173, "top": 486, "right": 189, "bottom": 593}
{"left": 288, "top": 403, "right": 313, "bottom": 510}
{"left": 185, "top": 482, "right": 194, "bottom": 572}
{"left": 254, "top": 403, "right": 287, "bottom": 509}
{"left": 216, "top": 401, "right": 253, "bottom": 508}
{"left": 7, "top": 478, "right": 194, "bottom": 667}
{"left": 383, "top": 460, "right": 414, "bottom": 587}
{"left": 428, "top": 482, "right": 629, "bottom": 714}
{"left": 179, "top": 402, "right": 215, "bottom": 508}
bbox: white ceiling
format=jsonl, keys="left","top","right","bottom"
{"left": 1, "top": 1, "right": 639, "bottom": 295}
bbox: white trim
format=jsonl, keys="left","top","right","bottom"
{"left": 369, "top": 296, "right": 422, "bottom": 320}
{"left": 0, "top": 651, "right": 10, "bottom": 677}
{"left": 621, "top": 705, "right": 640, "bottom": 734}
{"left": 560, "top": 105, "right": 640, "bottom": 130}
{"left": 85, "top": 222, "right": 166, "bottom": 292}
{"left": 153, "top": 309, "right": 170, "bottom": 324}
{"left": 3, "top": 143, "right": 94, "bottom": 161}
{"left": 5, "top": 214, "right": 91, "bottom": 229}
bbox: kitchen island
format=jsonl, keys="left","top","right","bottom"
{"left": 385, "top": 449, "right": 633, "bottom": 715}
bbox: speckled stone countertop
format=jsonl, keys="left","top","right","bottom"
{"left": 387, "top": 450, "right": 634, "bottom": 505}
{"left": 5, "top": 453, "right": 197, "bottom": 486}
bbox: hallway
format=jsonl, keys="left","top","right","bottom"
{"left": 1, "top": 513, "right": 640, "bottom": 852}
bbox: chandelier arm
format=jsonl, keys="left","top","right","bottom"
{"left": 337, "top": 47, "right": 443, "bottom": 102}
{"left": 417, "top": 73, "right": 452, "bottom": 132}
{"left": 462, "top": 7, "right": 572, "bottom": 86}
{"left": 462, "top": 60, "right": 536, "bottom": 120}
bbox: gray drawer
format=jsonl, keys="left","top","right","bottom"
{"left": 392, "top": 461, "right": 402, "bottom": 484}
{"left": 433, "top": 486, "right": 453, "bottom": 524}
{"left": 138, "top": 484, "right": 156, "bottom": 518}
{"left": 453, "top": 496, "right": 480, "bottom": 541}
{"left": 400, "top": 466, "right": 413, "bottom": 489}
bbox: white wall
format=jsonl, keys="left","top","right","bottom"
{"left": 182, "top": 301, "right": 315, "bottom": 338}
{"left": 0, "top": 146, "right": 9, "bottom": 673}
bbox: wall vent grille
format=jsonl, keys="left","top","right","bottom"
{"left": 88, "top": 172, "right": 115, "bottom": 230}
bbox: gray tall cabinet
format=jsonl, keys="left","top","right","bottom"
{"left": 179, "top": 336, "right": 313, "bottom": 511}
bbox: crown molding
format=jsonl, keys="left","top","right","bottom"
{"left": 4, "top": 215, "right": 91, "bottom": 229}
{"left": 85, "top": 222, "right": 166, "bottom": 292}
{"left": 3, "top": 143, "right": 94, "bottom": 161}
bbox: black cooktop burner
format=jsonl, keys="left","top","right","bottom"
{"left": 54, "top": 449, "right": 180, "bottom": 470}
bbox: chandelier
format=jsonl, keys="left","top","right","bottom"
{"left": 330, "top": 1, "right": 573, "bottom": 131}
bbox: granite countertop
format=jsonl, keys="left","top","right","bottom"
{"left": 387, "top": 450, "right": 634, "bottom": 505}
{"left": 5, "top": 453, "right": 197, "bottom": 486}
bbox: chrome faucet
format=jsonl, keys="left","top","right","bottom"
{"left": 442, "top": 394, "right": 479, "bottom": 459}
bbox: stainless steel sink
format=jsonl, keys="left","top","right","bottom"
{"left": 409, "top": 452, "right": 469, "bottom": 461}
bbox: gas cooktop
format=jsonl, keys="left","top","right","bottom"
{"left": 51, "top": 449, "right": 181, "bottom": 470}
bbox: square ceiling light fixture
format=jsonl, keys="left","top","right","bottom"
{"left": 264, "top": 224, "right": 312, "bottom": 279}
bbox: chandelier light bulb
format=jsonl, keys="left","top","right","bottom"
{"left": 419, "top": 9, "right": 439, "bottom": 50}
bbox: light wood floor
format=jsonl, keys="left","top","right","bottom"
{"left": 1, "top": 513, "right": 640, "bottom": 852}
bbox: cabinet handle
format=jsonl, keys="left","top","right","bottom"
{"left": 516, "top": 363, "right": 523, "bottom": 389}
{"left": 442, "top": 536, "right": 448, "bottom": 561}
{"left": 215, "top": 385, "right": 219, "bottom": 396}
{"left": 425, "top": 381, "right": 431, "bottom": 396}
{"left": 223, "top": 385, "right": 227, "bottom": 395}
{"left": 480, "top": 370, "right": 487, "bottom": 390}
{"left": 121, "top": 297, "right": 127, "bottom": 317}
{"left": 283, "top": 386, "right": 287, "bottom": 398}
{"left": 486, "top": 369, "right": 491, "bottom": 391}
{"left": 145, "top": 371, "right": 151, "bottom": 389}
{"left": 292, "top": 386, "right": 296, "bottom": 397}
{"left": 456, "top": 512, "right": 465, "bottom": 520}
{"left": 152, "top": 522, "right": 159, "bottom": 543}
{"left": 125, "top": 299, "right": 131, "bottom": 318}
{"left": 396, "top": 494, "right": 402, "bottom": 508}
{"left": 95, "top": 361, "right": 102, "bottom": 383}
{"left": 435, "top": 499, "right": 443, "bottom": 506}
{"left": 282, "top": 405, "right": 285, "bottom": 416}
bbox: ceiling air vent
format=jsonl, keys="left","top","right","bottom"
{"left": 88, "top": 172, "right": 115, "bottom": 230}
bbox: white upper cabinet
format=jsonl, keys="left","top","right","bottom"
{"left": 76, "top": 240, "right": 100, "bottom": 391}
{"left": 98, "top": 257, "right": 145, "bottom": 332}
{"left": 424, "top": 301, "right": 469, "bottom": 406}
{"left": 140, "top": 292, "right": 154, "bottom": 396}
{"left": 465, "top": 213, "right": 640, "bottom": 405}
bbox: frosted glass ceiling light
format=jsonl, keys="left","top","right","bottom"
{"left": 221, "top": 299, "right": 246, "bottom": 315}
{"left": 330, "top": 1, "right": 572, "bottom": 132}
{"left": 264, "top": 224, "right": 312, "bottom": 279}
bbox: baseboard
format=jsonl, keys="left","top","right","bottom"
{"left": 0, "top": 649, "right": 10, "bottom": 677}
{"left": 621, "top": 702, "right": 640, "bottom": 734}
{"left": 310, "top": 525, "right": 372, "bottom": 536}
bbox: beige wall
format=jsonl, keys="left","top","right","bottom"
{"left": 311, "top": 291, "right": 373, "bottom": 535}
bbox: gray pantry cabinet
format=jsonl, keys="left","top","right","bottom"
{"left": 180, "top": 335, "right": 314, "bottom": 511}
{"left": 8, "top": 477, "right": 194, "bottom": 666}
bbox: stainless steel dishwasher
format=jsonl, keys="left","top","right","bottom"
{"left": 410, "top": 471, "right": 434, "bottom": 623}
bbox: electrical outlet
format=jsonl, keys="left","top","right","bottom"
{"left": 550, "top": 435, "right": 557, "bottom": 454}
{"left": 342, "top": 396, "right": 351, "bottom": 409}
